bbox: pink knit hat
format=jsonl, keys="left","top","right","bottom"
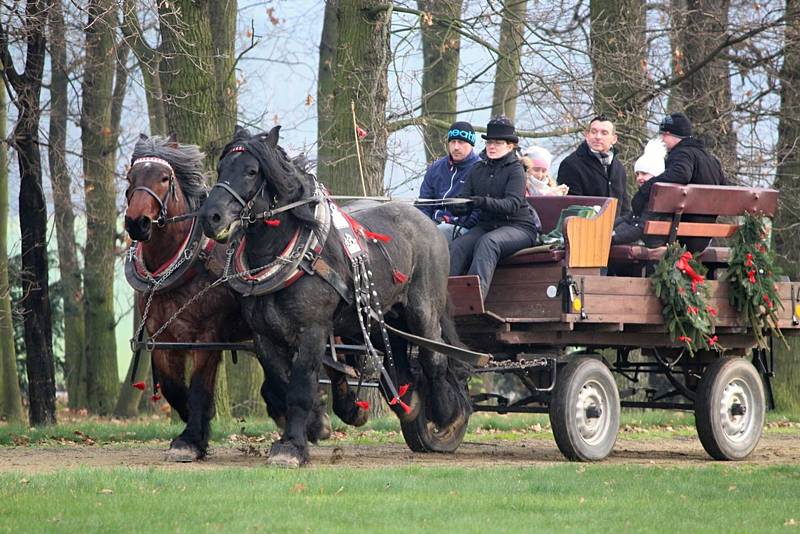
{"left": 523, "top": 146, "right": 552, "bottom": 170}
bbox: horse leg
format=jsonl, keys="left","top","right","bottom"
{"left": 404, "top": 304, "right": 468, "bottom": 429}
{"left": 154, "top": 350, "right": 189, "bottom": 422}
{"left": 325, "top": 366, "right": 369, "bottom": 427}
{"left": 268, "top": 328, "right": 326, "bottom": 468}
{"left": 254, "top": 334, "right": 331, "bottom": 443}
{"left": 167, "top": 350, "right": 221, "bottom": 462}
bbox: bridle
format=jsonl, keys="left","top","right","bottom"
{"left": 127, "top": 156, "right": 178, "bottom": 227}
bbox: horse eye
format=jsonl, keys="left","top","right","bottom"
{"left": 161, "top": 175, "right": 170, "bottom": 183}
{"left": 247, "top": 169, "right": 257, "bottom": 176}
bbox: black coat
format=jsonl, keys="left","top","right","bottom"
{"left": 557, "top": 141, "right": 631, "bottom": 216}
{"left": 458, "top": 151, "right": 541, "bottom": 234}
{"left": 632, "top": 137, "right": 727, "bottom": 215}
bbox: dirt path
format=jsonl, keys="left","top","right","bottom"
{"left": 1, "top": 434, "right": 799, "bottom": 473}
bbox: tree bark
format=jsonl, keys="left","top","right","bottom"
{"left": 158, "top": 0, "right": 218, "bottom": 166}
{"left": 121, "top": 0, "right": 166, "bottom": 135}
{"left": 48, "top": 0, "right": 87, "bottom": 410}
{"left": 1, "top": 0, "right": 57, "bottom": 426}
{"left": 227, "top": 353, "right": 263, "bottom": 417}
{"left": 491, "top": 0, "right": 527, "bottom": 121}
{"left": 317, "top": 0, "right": 339, "bottom": 168}
{"left": 773, "top": 0, "right": 800, "bottom": 411}
{"left": 418, "top": 0, "right": 462, "bottom": 163}
{"left": 590, "top": 0, "right": 647, "bottom": 167}
{"left": 674, "top": 0, "right": 737, "bottom": 177}
{"left": 113, "top": 309, "right": 149, "bottom": 417}
{"left": 316, "top": 0, "right": 392, "bottom": 196}
{"left": 81, "top": 0, "right": 120, "bottom": 414}
{"left": 0, "top": 78, "right": 24, "bottom": 423}
{"left": 209, "top": 0, "right": 238, "bottom": 156}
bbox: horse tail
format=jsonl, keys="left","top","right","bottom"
{"left": 441, "top": 296, "right": 462, "bottom": 348}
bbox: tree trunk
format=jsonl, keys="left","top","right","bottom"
{"left": 317, "top": 0, "right": 339, "bottom": 169}
{"left": 81, "top": 0, "right": 120, "bottom": 414}
{"left": 674, "top": 0, "right": 737, "bottom": 177}
{"left": 209, "top": 0, "right": 238, "bottom": 155}
{"left": 158, "top": 0, "right": 218, "bottom": 166}
{"left": 0, "top": 79, "right": 24, "bottom": 423}
{"left": 590, "top": 0, "right": 647, "bottom": 167}
{"left": 48, "top": 0, "right": 87, "bottom": 410}
{"left": 316, "top": 0, "right": 392, "bottom": 196}
{"left": 228, "top": 353, "right": 264, "bottom": 418}
{"left": 113, "top": 309, "right": 148, "bottom": 417}
{"left": 418, "top": 0, "right": 462, "bottom": 163}
{"left": 1, "top": 0, "right": 57, "bottom": 426}
{"left": 121, "top": 0, "right": 166, "bottom": 136}
{"left": 773, "top": 0, "right": 800, "bottom": 412}
{"left": 491, "top": 0, "right": 527, "bottom": 121}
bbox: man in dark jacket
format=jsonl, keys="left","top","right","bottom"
{"left": 557, "top": 115, "right": 631, "bottom": 216}
{"left": 450, "top": 117, "right": 541, "bottom": 299}
{"left": 418, "top": 121, "right": 481, "bottom": 242}
{"left": 632, "top": 112, "right": 727, "bottom": 251}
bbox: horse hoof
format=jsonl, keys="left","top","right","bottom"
{"left": 268, "top": 441, "right": 307, "bottom": 468}
{"left": 165, "top": 442, "right": 202, "bottom": 463}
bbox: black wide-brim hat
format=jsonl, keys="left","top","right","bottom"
{"left": 481, "top": 116, "right": 519, "bottom": 143}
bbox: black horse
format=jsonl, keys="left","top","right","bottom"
{"left": 199, "top": 126, "right": 470, "bottom": 467}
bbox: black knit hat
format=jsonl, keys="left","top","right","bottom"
{"left": 659, "top": 112, "right": 693, "bottom": 138}
{"left": 482, "top": 116, "right": 519, "bottom": 143}
{"left": 447, "top": 121, "right": 477, "bottom": 146}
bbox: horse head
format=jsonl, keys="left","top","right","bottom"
{"left": 201, "top": 125, "right": 317, "bottom": 243}
{"left": 125, "top": 133, "right": 208, "bottom": 242}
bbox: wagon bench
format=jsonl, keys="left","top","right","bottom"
{"left": 448, "top": 182, "right": 799, "bottom": 461}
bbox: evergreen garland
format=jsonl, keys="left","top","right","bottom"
{"left": 652, "top": 243, "right": 720, "bottom": 355}
{"left": 725, "top": 212, "right": 785, "bottom": 349}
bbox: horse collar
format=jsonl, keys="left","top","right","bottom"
{"left": 124, "top": 218, "right": 214, "bottom": 294}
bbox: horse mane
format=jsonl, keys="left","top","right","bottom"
{"left": 222, "top": 128, "right": 320, "bottom": 230}
{"left": 131, "top": 136, "right": 209, "bottom": 212}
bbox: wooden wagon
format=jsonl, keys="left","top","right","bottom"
{"left": 447, "top": 182, "right": 798, "bottom": 461}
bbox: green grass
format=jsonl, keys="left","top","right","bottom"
{"left": 1, "top": 410, "right": 798, "bottom": 447}
{"left": 1, "top": 464, "right": 799, "bottom": 533}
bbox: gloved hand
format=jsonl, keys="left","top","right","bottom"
{"left": 450, "top": 201, "right": 471, "bottom": 217}
{"left": 469, "top": 196, "right": 487, "bottom": 208}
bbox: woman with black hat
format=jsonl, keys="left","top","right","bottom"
{"left": 449, "top": 116, "right": 542, "bottom": 301}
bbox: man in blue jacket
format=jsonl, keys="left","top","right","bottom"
{"left": 418, "top": 121, "right": 481, "bottom": 242}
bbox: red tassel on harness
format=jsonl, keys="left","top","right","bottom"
{"left": 397, "top": 383, "right": 410, "bottom": 397}
{"left": 264, "top": 219, "right": 281, "bottom": 227}
{"left": 150, "top": 394, "right": 162, "bottom": 402}
{"left": 392, "top": 270, "right": 408, "bottom": 284}
{"left": 363, "top": 229, "right": 391, "bottom": 243}
{"left": 389, "top": 395, "right": 412, "bottom": 414}
{"left": 132, "top": 381, "right": 146, "bottom": 391}
{"left": 355, "top": 400, "right": 370, "bottom": 411}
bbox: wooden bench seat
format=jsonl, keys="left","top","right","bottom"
{"left": 609, "top": 183, "right": 778, "bottom": 266}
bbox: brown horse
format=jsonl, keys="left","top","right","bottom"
{"left": 124, "top": 134, "right": 331, "bottom": 461}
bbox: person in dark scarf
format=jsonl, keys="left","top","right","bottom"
{"left": 557, "top": 114, "right": 631, "bottom": 216}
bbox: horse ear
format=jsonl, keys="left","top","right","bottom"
{"left": 260, "top": 125, "right": 281, "bottom": 148}
{"left": 166, "top": 132, "right": 178, "bottom": 148}
{"left": 235, "top": 125, "right": 244, "bottom": 133}
{"left": 139, "top": 133, "right": 149, "bottom": 141}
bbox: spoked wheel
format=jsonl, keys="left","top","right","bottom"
{"left": 549, "top": 357, "right": 620, "bottom": 461}
{"left": 400, "top": 381, "right": 469, "bottom": 453}
{"left": 695, "top": 357, "right": 765, "bottom": 461}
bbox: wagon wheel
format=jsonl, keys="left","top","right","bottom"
{"left": 695, "top": 356, "right": 765, "bottom": 461}
{"left": 549, "top": 357, "right": 620, "bottom": 461}
{"left": 400, "top": 380, "right": 468, "bottom": 453}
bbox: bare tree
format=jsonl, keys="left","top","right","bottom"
{"left": 590, "top": 0, "right": 647, "bottom": 166}
{"left": 48, "top": 0, "right": 87, "bottom": 409}
{"left": 418, "top": 0, "right": 463, "bottom": 162}
{"left": 0, "top": 77, "right": 24, "bottom": 423}
{"left": 491, "top": 0, "right": 528, "bottom": 120}
{"left": 316, "top": 0, "right": 392, "bottom": 196}
{"left": 0, "top": 0, "right": 57, "bottom": 426}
